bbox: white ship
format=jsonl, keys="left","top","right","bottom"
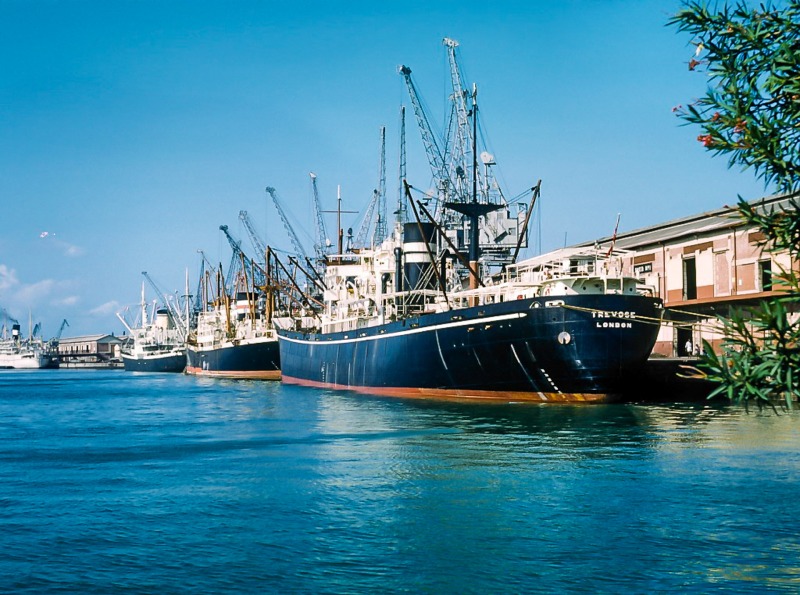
{"left": 117, "top": 278, "right": 187, "bottom": 373}
{"left": 0, "top": 323, "right": 57, "bottom": 369}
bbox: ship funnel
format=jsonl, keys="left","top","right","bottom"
{"left": 402, "top": 222, "right": 436, "bottom": 291}
{"left": 11, "top": 323, "right": 20, "bottom": 343}
{"left": 155, "top": 308, "right": 174, "bottom": 330}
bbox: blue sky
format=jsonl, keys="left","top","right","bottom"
{"left": 0, "top": 0, "right": 771, "bottom": 337}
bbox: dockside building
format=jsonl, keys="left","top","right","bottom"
{"left": 573, "top": 192, "right": 798, "bottom": 357}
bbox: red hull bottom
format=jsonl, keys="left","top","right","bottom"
{"left": 280, "top": 374, "right": 617, "bottom": 404}
{"left": 185, "top": 366, "right": 281, "bottom": 380}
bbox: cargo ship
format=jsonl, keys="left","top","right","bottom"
{"left": 275, "top": 232, "right": 662, "bottom": 403}
{"left": 273, "top": 38, "right": 662, "bottom": 403}
{"left": 117, "top": 281, "right": 187, "bottom": 373}
{"left": 185, "top": 291, "right": 280, "bottom": 379}
{"left": 184, "top": 229, "right": 280, "bottom": 380}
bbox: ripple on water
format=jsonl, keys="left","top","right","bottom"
{"left": 1, "top": 371, "right": 800, "bottom": 593}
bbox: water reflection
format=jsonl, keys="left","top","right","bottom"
{"left": 314, "top": 390, "right": 666, "bottom": 455}
{"left": 301, "top": 391, "right": 800, "bottom": 592}
{"left": 3, "top": 372, "right": 800, "bottom": 592}
{"left": 309, "top": 390, "right": 800, "bottom": 482}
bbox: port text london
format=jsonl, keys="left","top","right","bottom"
{"left": 591, "top": 310, "right": 636, "bottom": 329}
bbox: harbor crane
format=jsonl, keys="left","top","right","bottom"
{"left": 56, "top": 318, "right": 69, "bottom": 340}
{"left": 238, "top": 210, "right": 267, "bottom": 264}
{"left": 398, "top": 63, "right": 452, "bottom": 212}
{"left": 355, "top": 127, "right": 388, "bottom": 248}
{"left": 265, "top": 186, "right": 309, "bottom": 262}
{"left": 401, "top": 39, "right": 529, "bottom": 267}
{"left": 375, "top": 126, "right": 388, "bottom": 243}
{"left": 444, "top": 37, "right": 483, "bottom": 202}
{"left": 47, "top": 318, "right": 69, "bottom": 349}
{"left": 309, "top": 173, "right": 330, "bottom": 264}
{"left": 219, "top": 224, "right": 246, "bottom": 292}
{"left": 141, "top": 271, "right": 188, "bottom": 339}
{"left": 396, "top": 105, "right": 408, "bottom": 224}
{"left": 197, "top": 249, "right": 216, "bottom": 273}
{"left": 235, "top": 213, "right": 268, "bottom": 289}
{"left": 355, "top": 189, "right": 380, "bottom": 249}
{"left": 194, "top": 250, "right": 210, "bottom": 313}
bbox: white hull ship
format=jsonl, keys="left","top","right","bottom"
{"left": 117, "top": 281, "right": 187, "bottom": 373}
{"left": 0, "top": 323, "right": 57, "bottom": 369}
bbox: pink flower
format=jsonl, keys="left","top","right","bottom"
{"left": 697, "top": 134, "right": 714, "bottom": 147}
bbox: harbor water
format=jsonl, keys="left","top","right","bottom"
{"left": 2, "top": 370, "right": 799, "bottom": 593}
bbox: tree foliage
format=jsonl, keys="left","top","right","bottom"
{"left": 670, "top": 1, "right": 800, "bottom": 410}
{"left": 670, "top": 1, "right": 800, "bottom": 192}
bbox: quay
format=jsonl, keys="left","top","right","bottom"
{"left": 622, "top": 357, "right": 716, "bottom": 403}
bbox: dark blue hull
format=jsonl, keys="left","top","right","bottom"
{"left": 278, "top": 294, "right": 662, "bottom": 403}
{"left": 185, "top": 338, "right": 280, "bottom": 379}
{"left": 122, "top": 351, "right": 186, "bottom": 373}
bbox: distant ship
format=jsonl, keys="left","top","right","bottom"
{"left": 117, "top": 281, "right": 187, "bottom": 373}
{"left": 185, "top": 232, "right": 280, "bottom": 379}
{"left": 0, "top": 323, "right": 58, "bottom": 369}
{"left": 273, "top": 39, "right": 662, "bottom": 403}
{"left": 185, "top": 291, "right": 280, "bottom": 379}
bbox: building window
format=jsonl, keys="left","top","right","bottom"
{"left": 683, "top": 256, "right": 697, "bottom": 300}
{"left": 759, "top": 259, "right": 772, "bottom": 291}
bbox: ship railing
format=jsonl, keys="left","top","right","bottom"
{"left": 390, "top": 289, "right": 443, "bottom": 318}
{"left": 448, "top": 283, "right": 539, "bottom": 308}
{"left": 505, "top": 247, "right": 634, "bottom": 280}
{"left": 320, "top": 316, "right": 363, "bottom": 334}
{"left": 327, "top": 296, "right": 376, "bottom": 318}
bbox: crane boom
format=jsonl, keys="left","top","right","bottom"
{"left": 265, "top": 186, "right": 308, "bottom": 261}
{"left": 375, "top": 126, "right": 387, "bottom": 243}
{"left": 400, "top": 39, "right": 527, "bottom": 269}
{"left": 115, "top": 312, "right": 133, "bottom": 335}
{"left": 219, "top": 224, "right": 244, "bottom": 257}
{"left": 354, "top": 189, "right": 380, "bottom": 249}
{"left": 396, "top": 105, "right": 407, "bottom": 224}
{"left": 355, "top": 127, "right": 388, "bottom": 247}
{"left": 49, "top": 318, "right": 70, "bottom": 347}
{"left": 235, "top": 213, "right": 267, "bottom": 288}
{"left": 194, "top": 250, "right": 211, "bottom": 313}
{"left": 398, "top": 65, "right": 450, "bottom": 199}
{"left": 56, "top": 318, "right": 69, "bottom": 340}
{"left": 197, "top": 249, "right": 216, "bottom": 273}
{"left": 309, "top": 173, "right": 330, "bottom": 262}
{"left": 444, "top": 37, "right": 481, "bottom": 201}
{"left": 238, "top": 211, "right": 267, "bottom": 262}
{"left": 219, "top": 224, "right": 245, "bottom": 292}
{"left": 141, "top": 271, "right": 187, "bottom": 338}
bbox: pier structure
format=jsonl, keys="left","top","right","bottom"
{"left": 567, "top": 192, "right": 799, "bottom": 359}
{"left": 57, "top": 334, "right": 124, "bottom": 368}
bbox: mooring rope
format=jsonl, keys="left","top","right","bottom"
{"left": 559, "top": 303, "right": 721, "bottom": 333}
{"left": 666, "top": 307, "right": 719, "bottom": 319}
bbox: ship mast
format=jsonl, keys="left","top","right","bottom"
{"left": 472, "top": 82, "right": 478, "bottom": 207}
{"left": 444, "top": 84, "right": 500, "bottom": 290}
{"left": 337, "top": 186, "right": 343, "bottom": 255}
{"left": 140, "top": 281, "right": 147, "bottom": 326}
